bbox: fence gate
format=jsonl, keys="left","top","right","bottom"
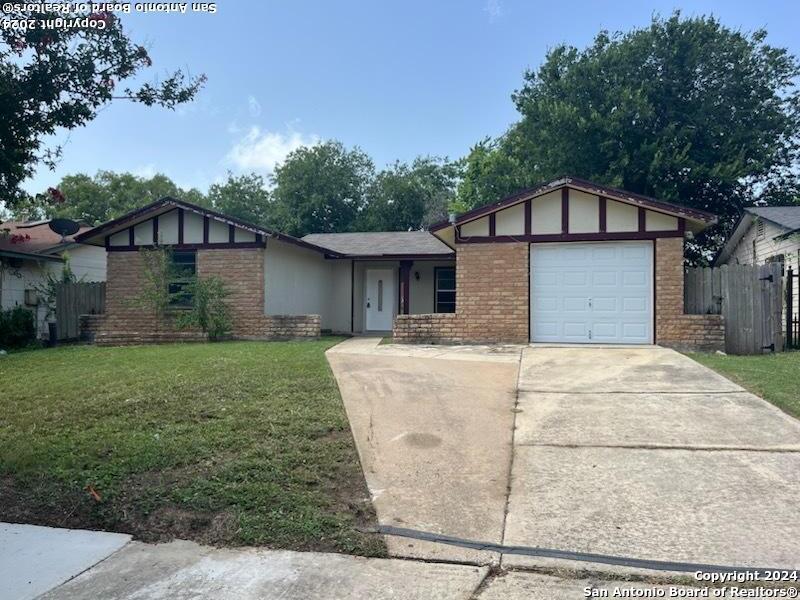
{"left": 685, "top": 263, "right": 784, "bottom": 355}
{"left": 55, "top": 282, "right": 106, "bottom": 341}
{"left": 788, "top": 268, "right": 800, "bottom": 349}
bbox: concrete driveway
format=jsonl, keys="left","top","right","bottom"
{"left": 328, "top": 339, "right": 800, "bottom": 574}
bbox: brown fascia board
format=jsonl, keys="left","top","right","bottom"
{"left": 429, "top": 176, "right": 717, "bottom": 231}
{"left": 75, "top": 197, "right": 341, "bottom": 257}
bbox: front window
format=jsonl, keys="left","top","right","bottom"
{"left": 435, "top": 267, "right": 456, "bottom": 313}
{"left": 169, "top": 250, "right": 196, "bottom": 307}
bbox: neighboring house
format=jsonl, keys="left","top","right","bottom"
{"left": 0, "top": 220, "right": 107, "bottom": 337}
{"left": 715, "top": 206, "right": 800, "bottom": 320}
{"left": 75, "top": 176, "right": 722, "bottom": 349}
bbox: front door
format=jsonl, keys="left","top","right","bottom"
{"left": 365, "top": 268, "right": 395, "bottom": 331}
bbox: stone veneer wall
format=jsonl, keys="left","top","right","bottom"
{"left": 394, "top": 237, "right": 725, "bottom": 351}
{"left": 91, "top": 248, "right": 320, "bottom": 346}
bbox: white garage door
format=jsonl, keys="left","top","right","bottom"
{"left": 531, "top": 241, "right": 653, "bottom": 344}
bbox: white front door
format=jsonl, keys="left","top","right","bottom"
{"left": 365, "top": 268, "right": 395, "bottom": 331}
{"left": 531, "top": 241, "right": 653, "bottom": 344}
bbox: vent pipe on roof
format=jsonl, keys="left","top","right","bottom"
{"left": 448, "top": 213, "right": 457, "bottom": 224}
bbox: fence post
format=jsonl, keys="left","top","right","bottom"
{"left": 788, "top": 268, "right": 795, "bottom": 349}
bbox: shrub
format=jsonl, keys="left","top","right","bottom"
{"left": 175, "top": 275, "right": 232, "bottom": 341}
{"left": 0, "top": 306, "right": 36, "bottom": 349}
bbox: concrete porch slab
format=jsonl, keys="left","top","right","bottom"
{"left": 515, "top": 391, "right": 800, "bottom": 450}
{"left": 502, "top": 446, "right": 800, "bottom": 572}
{"left": 327, "top": 337, "right": 524, "bottom": 363}
{"left": 41, "top": 540, "right": 489, "bottom": 600}
{"left": 0, "top": 522, "right": 130, "bottom": 600}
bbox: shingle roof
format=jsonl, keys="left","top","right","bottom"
{"left": 301, "top": 231, "right": 454, "bottom": 257}
{"left": 0, "top": 220, "right": 92, "bottom": 254}
{"left": 745, "top": 206, "right": 800, "bottom": 232}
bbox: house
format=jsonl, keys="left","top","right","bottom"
{"left": 715, "top": 205, "right": 800, "bottom": 320}
{"left": 0, "top": 220, "right": 107, "bottom": 337}
{"left": 74, "top": 176, "right": 723, "bottom": 350}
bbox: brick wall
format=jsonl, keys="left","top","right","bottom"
{"left": 94, "top": 248, "right": 319, "bottom": 346}
{"left": 392, "top": 243, "right": 529, "bottom": 344}
{"left": 394, "top": 237, "right": 724, "bottom": 351}
{"left": 656, "top": 237, "right": 725, "bottom": 352}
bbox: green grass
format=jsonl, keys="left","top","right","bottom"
{"left": 0, "top": 339, "right": 385, "bottom": 556}
{"left": 688, "top": 351, "right": 800, "bottom": 419}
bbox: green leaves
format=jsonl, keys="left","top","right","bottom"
{"left": 458, "top": 12, "right": 800, "bottom": 264}
{"left": 0, "top": 7, "right": 205, "bottom": 204}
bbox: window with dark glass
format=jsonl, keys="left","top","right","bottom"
{"left": 169, "top": 250, "right": 196, "bottom": 307}
{"left": 435, "top": 267, "right": 456, "bottom": 313}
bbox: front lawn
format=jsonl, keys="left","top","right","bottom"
{"left": 0, "top": 339, "right": 385, "bottom": 556}
{"left": 688, "top": 351, "right": 800, "bottom": 419}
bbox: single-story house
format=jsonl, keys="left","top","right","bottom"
{"left": 75, "top": 176, "right": 723, "bottom": 350}
{"left": 715, "top": 205, "right": 800, "bottom": 319}
{"left": 0, "top": 220, "right": 107, "bottom": 337}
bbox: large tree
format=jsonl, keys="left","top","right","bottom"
{"left": 270, "top": 141, "right": 374, "bottom": 236}
{"left": 1, "top": 7, "right": 205, "bottom": 207}
{"left": 360, "top": 157, "right": 459, "bottom": 231}
{"left": 459, "top": 13, "right": 800, "bottom": 262}
{"left": 11, "top": 171, "right": 207, "bottom": 224}
{"left": 207, "top": 173, "right": 273, "bottom": 227}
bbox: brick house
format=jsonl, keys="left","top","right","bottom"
{"left": 75, "top": 176, "right": 723, "bottom": 350}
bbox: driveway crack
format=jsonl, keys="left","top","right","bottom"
{"left": 499, "top": 347, "right": 525, "bottom": 550}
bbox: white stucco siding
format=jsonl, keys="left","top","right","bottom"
{"left": 461, "top": 216, "right": 489, "bottom": 237}
{"left": 133, "top": 221, "right": 152, "bottom": 245}
{"left": 264, "top": 239, "right": 334, "bottom": 327}
{"left": 109, "top": 229, "right": 129, "bottom": 247}
{"left": 646, "top": 210, "right": 679, "bottom": 232}
{"left": 531, "top": 190, "right": 562, "bottom": 234}
{"left": 606, "top": 200, "right": 639, "bottom": 232}
{"left": 409, "top": 261, "right": 456, "bottom": 314}
{"left": 67, "top": 245, "right": 107, "bottom": 282}
{"left": 159, "top": 210, "right": 180, "bottom": 244}
{"left": 495, "top": 204, "right": 525, "bottom": 235}
{"left": 328, "top": 260, "right": 353, "bottom": 333}
{"left": 183, "top": 211, "right": 204, "bottom": 243}
{"left": 569, "top": 190, "right": 599, "bottom": 233}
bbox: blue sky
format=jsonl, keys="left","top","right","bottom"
{"left": 24, "top": 0, "right": 800, "bottom": 194}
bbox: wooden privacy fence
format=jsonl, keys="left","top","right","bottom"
{"left": 685, "top": 263, "right": 784, "bottom": 355}
{"left": 55, "top": 282, "right": 106, "bottom": 341}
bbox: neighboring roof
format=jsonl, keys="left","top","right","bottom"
{"left": 715, "top": 205, "right": 800, "bottom": 265}
{"left": 0, "top": 220, "right": 92, "bottom": 255}
{"left": 429, "top": 176, "right": 717, "bottom": 232}
{"left": 302, "top": 231, "right": 455, "bottom": 258}
{"left": 75, "top": 197, "right": 338, "bottom": 256}
{"left": 744, "top": 206, "right": 800, "bottom": 232}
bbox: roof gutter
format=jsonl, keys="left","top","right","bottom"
{"left": 0, "top": 249, "right": 64, "bottom": 263}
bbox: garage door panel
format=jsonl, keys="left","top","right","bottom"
{"left": 593, "top": 297, "right": 618, "bottom": 312}
{"left": 531, "top": 241, "right": 653, "bottom": 344}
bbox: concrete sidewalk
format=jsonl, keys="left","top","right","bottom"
{"left": 1, "top": 522, "right": 130, "bottom": 600}
{"left": 40, "top": 538, "right": 488, "bottom": 600}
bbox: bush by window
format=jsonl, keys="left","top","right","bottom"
{"left": 0, "top": 306, "right": 36, "bottom": 349}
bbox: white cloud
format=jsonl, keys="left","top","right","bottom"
{"left": 225, "top": 126, "right": 319, "bottom": 176}
{"left": 484, "top": 0, "right": 503, "bottom": 22}
{"left": 133, "top": 164, "right": 158, "bottom": 179}
{"left": 247, "top": 95, "right": 262, "bottom": 118}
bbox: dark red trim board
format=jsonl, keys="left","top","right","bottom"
{"left": 128, "top": 226, "right": 134, "bottom": 246}
{"left": 107, "top": 241, "right": 267, "bottom": 252}
{"left": 203, "top": 216, "right": 210, "bottom": 244}
{"left": 177, "top": 209, "right": 184, "bottom": 244}
{"left": 561, "top": 188, "right": 569, "bottom": 234}
{"left": 153, "top": 216, "right": 159, "bottom": 244}
{"left": 638, "top": 208, "right": 646, "bottom": 232}
{"left": 599, "top": 197, "right": 607, "bottom": 233}
{"left": 524, "top": 199, "right": 532, "bottom": 234}
{"left": 488, "top": 213, "right": 496, "bottom": 237}
{"left": 456, "top": 231, "right": 684, "bottom": 244}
